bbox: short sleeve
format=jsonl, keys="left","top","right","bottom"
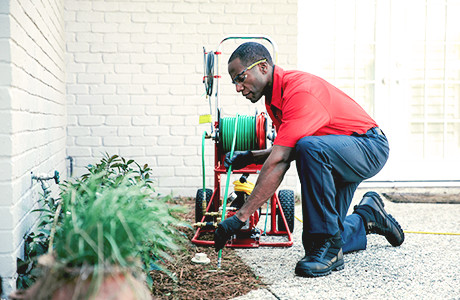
{"left": 274, "top": 92, "right": 330, "bottom": 147}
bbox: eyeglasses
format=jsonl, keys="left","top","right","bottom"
{"left": 231, "top": 59, "right": 267, "bottom": 85}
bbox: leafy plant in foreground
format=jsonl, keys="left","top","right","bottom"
{"left": 55, "top": 171, "right": 187, "bottom": 288}
{"left": 17, "top": 154, "right": 187, "bottom": 293}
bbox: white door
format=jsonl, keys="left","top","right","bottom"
{"left": 298, "top": 0, "right": 460, "bottom": 183}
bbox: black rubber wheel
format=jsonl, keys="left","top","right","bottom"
{"left": 277, "top": 189, "right": 295, "bottom": 232}
{"left": 195, "top": 188, "right": 213, "bottom": 222}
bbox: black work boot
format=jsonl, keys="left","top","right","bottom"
{"left": 295, "top": 233, "right": 344, "bottom": 277}
{"left": 353, "top": 191, "right": 404, "bottom": 247}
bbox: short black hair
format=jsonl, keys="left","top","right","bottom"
{"left": 228, "top": 42, "right": 273, "bottom": 67}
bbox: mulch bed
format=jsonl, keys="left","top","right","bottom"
{"left": 150, "top": 198, "right": 265, "bottom": 299}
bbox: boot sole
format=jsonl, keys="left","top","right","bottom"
{"left": 361, "top": 192, "right": 405, "bottom": 247}
{"left": 295, "top": 259, "right": 345, "bottom": 277}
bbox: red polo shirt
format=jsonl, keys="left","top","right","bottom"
{"left": 265, "top": 66, "right": 378, "bottom": 148}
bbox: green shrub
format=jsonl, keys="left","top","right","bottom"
{"left": 18, "top": 154, "right": 187, "bottom": 290}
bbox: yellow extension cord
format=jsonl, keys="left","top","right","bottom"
{"left": 294, "top": 216, "right": 460, "bottom": 236}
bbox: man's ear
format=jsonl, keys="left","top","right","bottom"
{"left": 260, "top": 62, "right": 269, "bottom": 74}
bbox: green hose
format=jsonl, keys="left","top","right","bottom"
{"left": 221, "top": 115, "right": 256, "bottom": 152}
{"left": 218, "top": 114, "right": 240, "bottom": 269}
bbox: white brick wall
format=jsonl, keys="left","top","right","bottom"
{"left": 65, "top": 0, "right": 298, "bottom": 197}
{"left": 0, "top": 0, "right": 297, "bottom": 295}
{"left": 0, "top": 0, "right": 66, "bottom": 297}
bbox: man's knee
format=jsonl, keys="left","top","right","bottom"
{"left": 295, "top": 136, "right": 327, "bottom": 162}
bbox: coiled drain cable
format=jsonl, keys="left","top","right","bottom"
{"left": 221, "top": 115, "right": 256, "bottom": 152}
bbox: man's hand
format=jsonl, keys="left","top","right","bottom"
{"left": 214, "top": 215, "right": 246, "bottom": 251}
{"left": 224, "top": 151, "right": 253, "bottom": 170}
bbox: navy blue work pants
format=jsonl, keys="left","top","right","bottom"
{"left": 295, "top": 128, "right": 389, "bottom": 253}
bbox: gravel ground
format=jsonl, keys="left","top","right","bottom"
{"left": 233, "top": 188, "right": 460, "bottom": 300}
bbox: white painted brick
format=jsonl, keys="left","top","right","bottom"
{"left": 116, "top": 84, "right": 144, "bottom": 94}
{"left": 74, "top": 53, "right": 102, "bottom": 63}
{"left": 87, "top": 63, "right": 114, "bottom": 73}
{"left": 160, "top": 115, "right": 185, "bottom": 126}
{"left": 157, "top": 158, "right": 183, "bottom": 167}
{"left": 210, "top": 14, "right": 233, "bottom": 24}
{"left": 67, "top": 21, "right": 91, "bottom": 32}
{"left": 103, "top": 95, "right": 130, "bottom": 104}
{"left": 131, "top": 95, "right": 156, "bottom": 105}
{"left": 75, "top": 136, "right": 101, "bottom": 146}
{"left": 118, "top": 127, "right": 143, "bottom": 137}
{"left": 76, "top": 11, "right": 104, "bottom": 23}
{"left": 151, "top": 166, "right": 174, "bottom": 177}
{"left": 157, "top": 135, "right": 184, "bottom": 146}
{"left": 67, "top": 146, "right": 92, "bottom": 157}
{"left": 90, "top": 105, "right": 117, "bottom": 115}
{"left": 145, "top": 106, "right": 170, "bottom": 116}
{"left": 119, "top": 147, "right": 145, "bottom": 157}
{"left": 77, "top": 32, "right": 103, "bottom": 42}
{"left": 142, "top": 85, "right": 169, "bottom": 96}
{"left": 146, "top": 2, "right": 173, "bottom": 13}
{"left": 171, "top": 126, "right": 195, "bottom": 136}
{"left": 78, "top": 73, "right": 104, "bottom": 84}
{"left": 105, "top": 74, "right": 131, "bottom": 84}
{"left": 131, "top": 13, "right": 157, "bottom": 23}
{"left": 183, "top": 156, "right": 201, "bottom": 166}
{"left": 144, "top": 125, "right": 170, "bottom": 136}
{"left": 104, "top": 12, "right": 131, "bottom": 23}
{"left": 168, "top": 63, "right": 196, "bottom": 74}
{"left": 144, "top": 43, "right": 170, "bottom": 53}
{"left": 65, "top": 0, "right": 91, "bottom": 11}
{"left": 90, "top": 43, "right": 117, "bottom": 53}
{"left": 171, "top": 146, "right": 197, "bottom": 156}
{"left": 67, "top": 126, "right": 91, "bottom": 136}
{"left": 132, "top": 74, "right": 157, "bottom": 84}
{"left": 92, "top": 2, "right": 119, "bottom": 12}
{"left": 92, "top": 126, "right": 117, "bottom": 137}
{"left": 169, "top": 85, "right": 196, "bottom": 96}
{"left": 132, "top": 116, "right": 159, "bottom": 126}
{"left": 130, "top": 33, "right": 157, "bottom": 43}
{"left": 118, "top": 23, "right": 145, "bottom": 33}
{"left": 175, "top": 166, "right": 200, "bottom": 177}
{"left": 118, "top": 43, "right": 143, "bottom": 53}
{"left": 156, "top": 53, "right": 183, "bottom": 64}
{"left": 78, "top": 115, "right": 104, "bottom": 126}
{"left": 0, "top": 111, "right": 12, "bottom": 134}
{"left": 130, "top": 136, "right": 157, "bottom": 146}
{"left": 157, "top": 95, "right": 183, "bottom": 106}
{"left": 103, "top": 137, "right": 130, "bottom": 146}
{"left": 0, "top": 207, "right": 13, "bottom": 230}
{"left": 119, "top": 2, "right": 146, "bottom": 12}
{"left": 77, "top": 95, "right": 103, "bottom": 104}
{"left": 146, "top": 146, "right": 170, "bottom": 156}
{"left": 103, "top": 53, "right": 130, "bottom": 63}
{"left": 0, "top": 62, "right": 12, "bottom": 85}
{"left": 90, "top": 85, "right": 116, "bottom": 95}
{"left": 0, "top": 253, "right": 17, "bottom": 276}
{"left": 67, "top": 84, "right": 88, "bottom": 94}
{"left": 104, "top": 33, "right": 130, "bottom": 43}
{"left": 92, "top": 23, "right": 117, "bottom": 33}
{"left": 0, "top": 39, "right": 11, "bottom": 61}
{"left": 117, "top": 105, "right": 145, "bottom": 116}
{"left": 115, "top": 64, "right": 141, "bottom": 73}
{"left": 158, "top": 14, "right": 182, "bottom": 24}
{"left": 67, "top": 105, "right": 90, "bottom": 115}
{"left": 130, "top": 53, "right": 156, "bottom": 64}
{"left": 105, "top": 116, "right": 131, "bottom": 126}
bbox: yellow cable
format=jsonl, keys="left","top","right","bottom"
{"left": 403, "top": 231, "right": 460, "bottom": 236}
{"left": 294, "top": 216, "right": 460, "bottom": 236}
